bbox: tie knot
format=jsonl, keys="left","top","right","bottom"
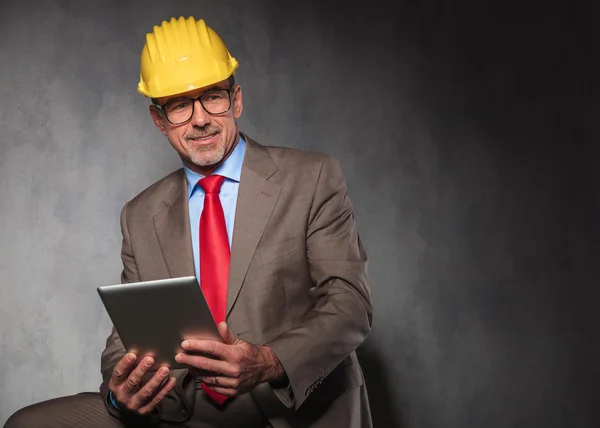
{"left": 198, "top": 174, "right": 226, "bottom": 194}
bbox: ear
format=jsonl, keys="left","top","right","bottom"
{"left": 232, "top": 85, "right": 243, "bottom": 119}
{"left": 149, "top": 105, "right": 168, "bottom": 136}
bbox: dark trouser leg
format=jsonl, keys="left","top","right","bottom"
{"left": 4, "top": 392, "right": 132, "bottom": 428}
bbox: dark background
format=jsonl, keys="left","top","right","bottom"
{"left": 0, "top": 0, "right": 597, "bottom": 426}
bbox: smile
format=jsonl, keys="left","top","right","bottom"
{"left": 188, "top": 133, "right": 219, "bottom": 144}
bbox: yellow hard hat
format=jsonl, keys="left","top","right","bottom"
{"left": 137, "top": 16, "right": 239, "bottom": 99}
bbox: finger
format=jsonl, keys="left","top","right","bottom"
{"left": 180, "top": 339, "right": 229, "bottom": 359}
{"left": 123, "top": 356, "right": 154, "bottom": 394}
{"left": 137, "top": 376, "right": 177, "bottom": 415}
{"left": 175, "top": 353, "right": 231, "bottom": 376}
{"left": 200, "top": 375, "right": 239, "bottom": 389}
{"left": 130, "top": 366, "right": 171, "bottom": 408}
{"left": 188, "top": 367, "right": 221, "bottom": 378}
{"left": 109, "top": 353, "right": 137, "bottom": 388}
{"left": 217, "top": 322, "right": 238, "bottom": 344}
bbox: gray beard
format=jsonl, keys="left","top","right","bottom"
{"left": 188, "top": 143, "right": 227, "bottom": 167}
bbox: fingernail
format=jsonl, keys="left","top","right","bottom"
{"left": 127, "top": 354, "right": 136, "bottom": 362}
{"left": 175, "top": 354, "right": 183, "bottom": 363}
{"left": 181, "top": 341, "right": 189, "bottom": 349}
{"left": 159, "top": 367, "right": 169, "bottom": 376}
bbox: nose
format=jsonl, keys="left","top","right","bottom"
{"left": 190, "top": 99, "right": 212, "bottom": 127}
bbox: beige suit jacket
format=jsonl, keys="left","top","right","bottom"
{"left": 99, "top": 135, "right": 373, "bottom": 427}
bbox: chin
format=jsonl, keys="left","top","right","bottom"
{"left": 189, "top": 149, "right": 226, "bottom": 168}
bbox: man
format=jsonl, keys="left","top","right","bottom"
{"left": 5, "top": 16, "right": 373, "bottom": 428}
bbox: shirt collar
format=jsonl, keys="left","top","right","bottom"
{"left": 183, "top": 135, "right": 246, "bottom": 198}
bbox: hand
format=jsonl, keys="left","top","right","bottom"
{"left": 175, "top": 322, "right": 285, "bottom": 396}
{"left": 109, "top": 353, "right": 177, "bottom": 415}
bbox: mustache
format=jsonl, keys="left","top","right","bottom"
{"left": 185, "top": 126, "right": 220, "bottom": 140}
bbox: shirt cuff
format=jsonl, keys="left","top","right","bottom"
{"left": 109, "top": 391, "right": 120, "bottom": 409}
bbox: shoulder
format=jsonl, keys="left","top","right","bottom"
{"left": 246, "top": 136, "right": 345, "bottom": 179}
{"left": 124, "top": 168, "right": 186, "bottom": 215}
{"left": 266, "top": 145, "right": 328, "bottom": 168}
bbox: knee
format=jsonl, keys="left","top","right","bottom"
{"left": 4, "top": 406, "right": 33, "bottom": 428}
{"left": 4, "top": 394, "right": 111, "bottom": 428}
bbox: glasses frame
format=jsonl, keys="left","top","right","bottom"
{"left": 157, "top": 87, "right": 234, "bottom": 125}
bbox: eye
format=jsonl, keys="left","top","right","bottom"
{"left": 205, "top": 93, "right": 224, "bottom": 101}
{"left": 203, "top": 90, "right": 228, "bottom": 101}
{"left": 165, "top": 99, "right": 192, "bottom": 111}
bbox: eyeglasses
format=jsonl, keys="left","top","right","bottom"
{"left": 158, "top": 88, "right": 233, "bottom": 124}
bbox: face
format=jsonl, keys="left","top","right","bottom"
{"left": 149, "top": 79, "right": 243, "bottom": 175}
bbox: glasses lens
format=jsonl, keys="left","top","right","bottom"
{"left": 164, "top": 99, "right": 194, "bottom": 124}
{"left": 201, "top": 89, "right": 231, "bottom": 114}
{"left": 162, "top": 89, "right": 232, "bottom": 124}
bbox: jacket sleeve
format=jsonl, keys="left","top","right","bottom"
{"left": 98, "top": 201, "right": 194, "bottom": 424}
{"left": 266, "top": 155, "right": 373, "bottom": 410}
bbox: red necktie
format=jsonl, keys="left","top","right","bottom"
{"left": 198, "top": 174, "right": 229, "bottom": 405}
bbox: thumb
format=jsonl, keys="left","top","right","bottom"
{"left": 217, "top": 322, "right": 240, "bottom": 345}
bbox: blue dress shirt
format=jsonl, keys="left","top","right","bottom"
{"left": 184, "top": 136, "right": 246, "bottom": 285}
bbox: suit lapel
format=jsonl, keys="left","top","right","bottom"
{"left": 148, "top": 139, "right": 281, "bottom": 315}
{"left": 153, "top": 170, "right": 196, "bottom": 279}
{"left": 227, "top": 137, "right": 281, "bottom": 316}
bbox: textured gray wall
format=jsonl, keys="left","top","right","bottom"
{"left": 1, "top": 0, "right": 597, "bottom": 427}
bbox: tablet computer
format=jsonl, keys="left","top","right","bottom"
{"left": 97, "top": 276, "right": 222, "bottom": 372}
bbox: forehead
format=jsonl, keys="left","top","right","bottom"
{"left": 155, "top": 79, "right": 231, "bottom": 105}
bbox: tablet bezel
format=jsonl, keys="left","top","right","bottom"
{"left": 97, "top": 276, "right": 222, "bottom": 372}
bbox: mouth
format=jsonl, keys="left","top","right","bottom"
{"left": 187, "top": 132, "right": 219, "bottom": 145}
